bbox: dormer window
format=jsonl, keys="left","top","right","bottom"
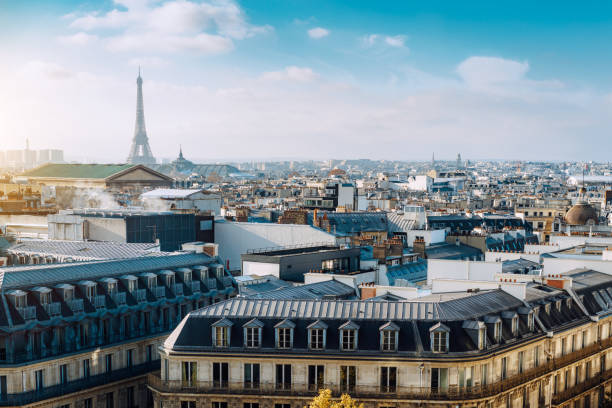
{"left": 566, "top": 298, "right": 572, "bottom": 309}
{"left": 430, "top": 322, "right": 450, "bottom": 353}
{"left": 339, "top": 321, "right": 359, "bottom": 351}
{"left": 275, "top": 319, "right": 295, "bottom": 349}
{"left": 494, "top": 321, "right": 502, "bottom": 343}
{"left": 13, "top": 293, "right": 26, "bottom": 309}
{"left": 528, "top": 312, "right": 535, "bottom": 331}
{"left": 243, "top": 319, "right": 264, "bottom": 349}
{"left": 379, "top": 321, "right": 399, "bottom": 352}
{"left": 545, "top": 303, "right": 551, "bottom": 314}
{"left": 556, "top": 300, "right": 562, "bottom": 312}
{"left": 307, "top": 320, "right": 328, "bottom": 350}
{"left": 478, "top": 327, "right": 486, "bottom": 350}
{"left": 511, "top": 316, "right": 519, "bottom": 335}
{"left": 212, "top": 318, "right": 233, "bottom": 348}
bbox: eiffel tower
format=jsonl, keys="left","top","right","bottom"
{"left": 127, "top": 69, "right": 156, "bottom": 165}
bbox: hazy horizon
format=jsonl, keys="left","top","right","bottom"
{"left": 2, "top": 1, "right": 612, "bottom": 162}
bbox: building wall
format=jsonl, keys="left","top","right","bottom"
{"left": 242, "top": 261, "right": 280, "bottom": 277}
{"left": 86, "top": 217, "right": 128, "bottom": 242}
{"left": 152, "top": 316, "right": 612, "bottom": 408}
{"left": 214, "top": 222, "right": 336, "bottom": 272}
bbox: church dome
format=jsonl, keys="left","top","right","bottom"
{"left": 564, "top": 202, "right": 598, "bottom": 225}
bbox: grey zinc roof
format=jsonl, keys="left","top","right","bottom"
{"left": 193, "top": 289, "right": 523, "bottom": 322}
{"left": 0, "top": 253, "right": 212, "bottom": 290}
{"left": 246, "top": 279, "right": 356, "bottom": 300}
{"left": 8, "top": 240, "right": 166, "bottom": 260}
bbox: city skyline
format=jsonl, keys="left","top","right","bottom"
{"left": 2, "top": 1, "right": 612, "bottom": 161}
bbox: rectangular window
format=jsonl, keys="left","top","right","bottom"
{"left": 481, "top": 364, "right": 488, "bottom": 386}
{"left": 433, "top": 331, "right": 448, "bottom": 352}
{"left": 534, "top": 346, "right": 541, "bottom": 367}
{"left": 341, "top": 330, "right": 356, "bottom": 351}
{"left": 575, "top": 365, "right": 581, "bottom": 385}
{"left": 35, "top": 369, "right": 44, "bottom": 390}
{"left": 105, "top": 354, "right": 113, "bottom": 373}
{"left": 309, "top": 329, "right": 324, "bottom": 350}
{"left": 564, "top": 370, "right": 569, "bottom": 391}
{"left": 181, "top": 402, "right": 196, "bottom": 408}
{"left": 382, "top": 331, "right": 396, "bottom": 351}
{"left": 126, "top": 349, "right": 134, "bottom": 368}
{"left": 59, "top": 364, "right": 68, "bottom": 384}
{"left": 276, "top": 364, "right": 291, "bottom": 390}
{"left": 83, "top": 359, "right": 90, "bottom": 378}
{"left": 582, "top": 330, "right": 587, "bottom": 348}
{"left": 243, "top": 404, "right": 259, "bottom": 408}
{"left": 501, "top": 357, "right": 507, "bottom": 380}
{"left": 308, "top": 365, "right": 324, "bottom": 391}
{"left": 586, "top": 361, "right": 591, "bottom": 379}
{"left": 380, "top": 367, "right": 397, "bottom": 392}
{"left": 106, "top": 392, "right": 114, "bottom": 408}
{"left": 277, "top": 328, "right": 291, "bottom": 349}
{"left": 182, "top": 362, "right": 197, "bottom": 387}
{"left": 83, "top": 398, "right": 92, "bottom": 408}
{"left": 147, "top": 344, "right": 153, "bottom": 362}
{"left": 571, "top": 335, "right": 576, "bottom": 352}
{"left": 518, "top": 351, "right": 524, "bottom": 374}
{"left": 244, "top": 363, "right": 260, "bottom": 389}
{"left": 340, "top": 366, "right": 356, "bottom": 393}
{"left": 274, "top": 405, "right": 290, "bottom": 408}
{"left": 215, "top": 327, "right": 229, "bottom": 347}
{"left": 126, "top": 387, "right": 134, "bottom": 408}
{"left": 212, "top": 362, "right": 228, "bottom": 388}
{"left": 245, "top": 328, "right": 260, "bottom": 348}
{"left": 561, "top": 338, "right": 566, "bottom": 356}
{"left": 553, "top": 374, "right": 559, "bottom": 394}
{"left": 212, "top": 403, "right": 228, "bottom": 408}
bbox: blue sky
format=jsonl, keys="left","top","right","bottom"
{"left": 1, "top": 0, "right": 612, "bottom": 162}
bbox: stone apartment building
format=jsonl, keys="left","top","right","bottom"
{"left": 0, "top": 252, "right": 235, "bottom": 408}
{"left": 150, "top": 268, "right": 612, "bottom": 408}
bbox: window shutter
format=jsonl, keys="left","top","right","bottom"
{"left": 275, "top": 328, "right": 279, "bottom": 348}
{"left": 322, "top": 329, "right": 327, "bottom": 349}
{"left": 290, "top": 328, "right": 294, "bottom": 348}
{"left": 212, "top": 327, "right": 216, "bottom": 346}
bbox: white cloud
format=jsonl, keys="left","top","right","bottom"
{"left": 363, "top": 34, "right": 379, "bottom": 46}
{"left": 58, "top": 32, "right": 98, "bottom": 46}
{"left": 457, "top": 56, "right": 529, "bottom": 86}
{"left": 308, "top": 27, "right": 329, "bottom": 39}
{"left": 363, "top": 34, "right": 407, "bottom": 48}
{"left": 64, "top": 0, "right": 270, "bottom": 54}
{"left": 384, "top": 35, "right": 406, "bottom": 47}
{"left": 261, "top": 66, "right": 318, "bottom": 82}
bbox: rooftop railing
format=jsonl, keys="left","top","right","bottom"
{"left": 43, "top": 302, "right": 61, "bottom": 317}
{"left": 135, "top": 289, "right": 147, "bottom": 303}
{"left": 17, "top": 306, "right": 36, "bottom": 321}
{"left": 112, "top": 292, "right": 127, "bottom": 306}
{"left": 68, "top": 299, "right": 84, "bottom": 314}
{"left": 191, "top": 281, "right": 201, "bottom": 293}
{"left": 154, "top": 286, "right": 166, "bottom": 299}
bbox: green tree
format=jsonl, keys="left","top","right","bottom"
{"left": 305, "top": 389, "right": 363, "bottom": 408}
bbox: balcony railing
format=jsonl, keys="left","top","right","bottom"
{"left": 17, "top": 306, "right": 36, "bottom": 321}
{"left": 191, "top": 281, "right": 201, "bottom": 293}
{"left": 148, "top": 337, "right": 612, "bottom": 402}
{"left": 67, "top": 299, "right": 84, "bottom": 313}
{"left": 551, "top": 368, "right": 612, "bottom": 405}
{"left": 205, "top": 278, "right": 217, "bottom": 291}
{"left": 43, "top": 302, "right": 61, "bottom": 317}
{"left": 91, "top": 295, "right": 106, "bottom": 309}
{"left": 0, "top": 361, "right": 159, "bottom": 406}
{"left": 154, "top": 286, "right": 166, "bottom": 299}
{"left": 173, "top": 284, "right": 184, "bottom": 297}
{"left": 135, "top": 289, "right": 147, "bottom": 303}
{"left": 112, "top": 292, "right": 127, "bottom": 306}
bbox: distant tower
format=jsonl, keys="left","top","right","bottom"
{"left": 127, "top": 69, "right": 156, "bottom": 165}
{"left": 456, "top": 153, "right": 462, "bottom": 169}
{"left": 431, "top": 152, "right": 435, "bottom": 167}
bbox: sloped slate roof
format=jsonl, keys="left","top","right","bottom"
{"left": 193, "top": 289, "right": 523, "bottom": 322}
{"left": 246, "top": 279, "right": 356, "bottom": 300}
{"left": 8, "top": 240, "right": 164, "bottom": 260}
{"left": 0, "top": 253, "right": 211, "bottom": 289}
{"left": 21, "top": 163, "right": 135, "bottom": 179}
